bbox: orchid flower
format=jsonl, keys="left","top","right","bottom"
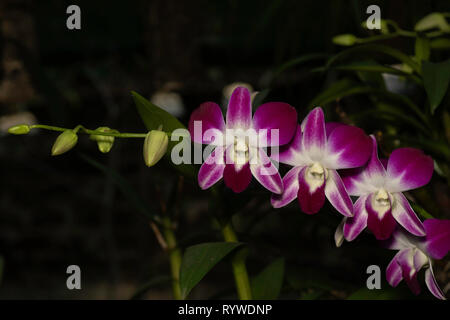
{"left": 188, "top": 86, "right": 297, "bottom": 193}
{"left": 271, "top": 107, "right": 371, "bottom": 217}
{"left": 338, "top": 136, "right": 433, "bottom": 240}
{"left": 384, "top": 219, "right": 450, "bottom": 300}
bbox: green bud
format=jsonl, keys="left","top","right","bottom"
{"left": 51, "top": 130, "right": 78, "bottom": 156}
{"left": 8, "top": 124, "right": 30, "bottom": 135}
{"left": 90, "top": 127, "right": 115, "bottom": 153}
{"left": 143, "top": 130, "right": 168, "bottom": 167}
{"left": 332, "top": 34, "right": 358, "bottom": 46}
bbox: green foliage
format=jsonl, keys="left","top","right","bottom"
{"left": 179, "top": 242, "right": 243, "bottom": 299}
{"left": 422, "top": 60, "right": 450, "bottom": 114}
{"left": 251, "top": 257, "right": 285, "bottom": 300}
{"left": 131, "top": 91, "right": 196, "bottom": 177}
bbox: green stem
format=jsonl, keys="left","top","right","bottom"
{"left": 29, "top": 124, "right": 172, "bottom": 138}
{"left": 221, "top": 221, "right": 252, "bottom": 300}
{"left": 162, "top": 217, "right": 182, "bottom": 300}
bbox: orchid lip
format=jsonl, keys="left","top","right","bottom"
{"left": 305, "top": 162, "right": 328, "bottom": 190}
{"left": 371, "top": 188, "right": 392, "bottom": 218}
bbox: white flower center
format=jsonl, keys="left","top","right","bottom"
{"left": 371, "top": 188, "right": 392, "bottom": 218}
{"left": 232, "top": 136, "right": 250, "bottom": 167}
{"left": 305, "top": 162, "right": 328, "bottom": 191}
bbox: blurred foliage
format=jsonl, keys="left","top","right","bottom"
{"left": 1, "top": 0, "right": 449, "bottom": 300}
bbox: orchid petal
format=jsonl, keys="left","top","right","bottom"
{"left": 223, "top": 162, "right": 252, "bottom": 193}
{"left": 423, "top": 219, "right": 450, "bottom": 259}
{"left": 392, "top": 193, "right": 426, "bottom": 237}
{"left": 386, "top": 148, "right": 434, "bottom": 192}
{"left": 343, "top": 195, "right": 368, "bottom": 241}
{"left": 396, "top": 248, "right": 421, "bottom": 295}
{"left": 253, "top": 102, "right": 297, "bottom": 146}
{"left": 271, "top": 166, "right": 303, "bottom": 208}
{"left": 366, "top": 193, "right": 396, "bottom": 240}
{"left": 386, "top": 251, "right": 404, "bottom": 287}
{"left": 425, "top": 262, "right": 447, "bottom": 300}
{"left": 188, "top": 102, "right": 225, "bottom": 145}
{"left": 250, "top": 149, "right": 283, "bottom": 194}
{"left": 301, "top": 107, "right": 326, "bottom": 161}
{"left": 297, "top": 166, "right": 326, "bottom": 214}
{"left": 197, "top": 146, "right": 225, "bottom": 190}
{"left": 325, "top": 169, "right": 353, "bottom": 217}
{"left": 340, "top": 135, "right": 385, "bottom": 196}
{"left": 324, "top": 125, "right": 372, "bottom": 169}
{"left": 278, "top": 125, "right": 308, "bottom": 166}
{"left": 226, "top": 87, "right": 252, "bottom": 129}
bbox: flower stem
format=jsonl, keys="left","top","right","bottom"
{"left": 162, "top": 217, "right": 182, "bottom": 300}
{"left": 221, "top": 221, "right": 252, "bottom": 300}
{"left": 28, "top": 124, "right": 172, "bottom": 138}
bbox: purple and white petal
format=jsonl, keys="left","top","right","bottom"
{"left": 425, "top": 262, "right": 447, "bottom": 300}
{"left": 324, "top": 169, "right": 353, "bottom": 217}
{"left": 325, "top": 122, "right": 344, "bottom": 137}
{"left": 382, "top": 228, "right": 415, "bottom": 251}
{"left": 301, "top": 107, "right": 326, "bottom": 161}
{"left": 271, "top": 166, "right": 303, "bottom": 208}
{"left": 223, "top": 162, "right": 252, "bottom": 193}
{"left": 250, "top": 148, "right": 283, "bottom": 194}
{"left": 343, "top": 195, "right": 368, "bottom": 241}
{"left": 278, "top": 125, "right": 309, "bottom": 166}
{"left": 253, "top": 102, "right": 297, "bottom": 146}
{"left": 423, "top": 219, "right": 450, "bottom": 260}
{"left": 188, "top": 102, "right": 225, "bottom": 145}
{"left": 391, "top": 193, "right": 426, "bottom": 237}
{"left": 386, "top": 251, "right": 404, "bottom": 287}
{"left": 226, "top": 87, "right": 252, "bottom": 130}
{"left": 340, "top": 137, "right": 384, "bottom": 196}
{"left": 324, "top": 125, "right": 372, "bottom": 169}
{"left": 197, "top": 146, "right": 225, "bottom": 189}
{"left": 297, "top": 165, "right": 326, "bottom": 214}
{"left": 386, "top": 148, "right": 434, "bottom": 192}
{"left": 396, "top": 248, "right": 421, "bottom": 295}
{"left": 366, "top": 193, "right": 396, "bottom": 240}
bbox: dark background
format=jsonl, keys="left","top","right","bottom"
{"left": 0, "top": 0, "right": 448, "bottom": 299}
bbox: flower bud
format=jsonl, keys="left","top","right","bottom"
{"left": 8, "top": 124, "right": 30, "bottom": 135}
{"left": 143, "top": 130, "right": 168, "bottom": 167}
{"left": 332, "top": 34, "right": 358, "bottom": 46}
{"left": 90, "top": 127, "right": 115, "bottom": 153}
{"left": 51, "top": 130, "right": 78, "bottom": 156}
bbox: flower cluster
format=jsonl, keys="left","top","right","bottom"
{"left": 189, "top": 86, "right": 449, "bottom": 299}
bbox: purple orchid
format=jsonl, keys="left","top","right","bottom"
{"left": 338, "top": 136, "right": 434, "bottom": 240}
{"left": 271, "top": 107, "right": 372, "bottom": 217}
{"left": 384, "top": 219, "right": 450, "bottom": 300}
{"left": 188, "top": 86, "right": 297, "bottom": 193}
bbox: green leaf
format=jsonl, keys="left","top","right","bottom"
{"left": 131, "top": 91, "right": 196, "bottom": 177}
{"left": 326, "top": 44, "right": 421, "bottom": 74}
{"left": 430, "top": 38, "right": 450, "bottom": 50}
{"left": 422, "top": 60, "right": 450, "bottom": 114}
{"left": 132, "top": 91, "right": 185, "bottom": 132}
{"left": 331, "top": 61, "right": 422, "bottom": 84}
{"left": 410, "top": 203, "right": 435, "bottom": 219}
{"left": 415, "top": 36, "right": 431, "bottom": 64}
{"left": 251, "top": 257, "right": 285, "bottom": 300}
{"left": 272, "top": 53, "right": 329, "bottom": 80}
{"left": 179, "top": 242, "right": 243, "bottom": 299}
{"left": 415, "top": 13, "right": 450, "bottom": 33}
{"left": 309, "top": 78, "right": 357, "bottom": 107}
